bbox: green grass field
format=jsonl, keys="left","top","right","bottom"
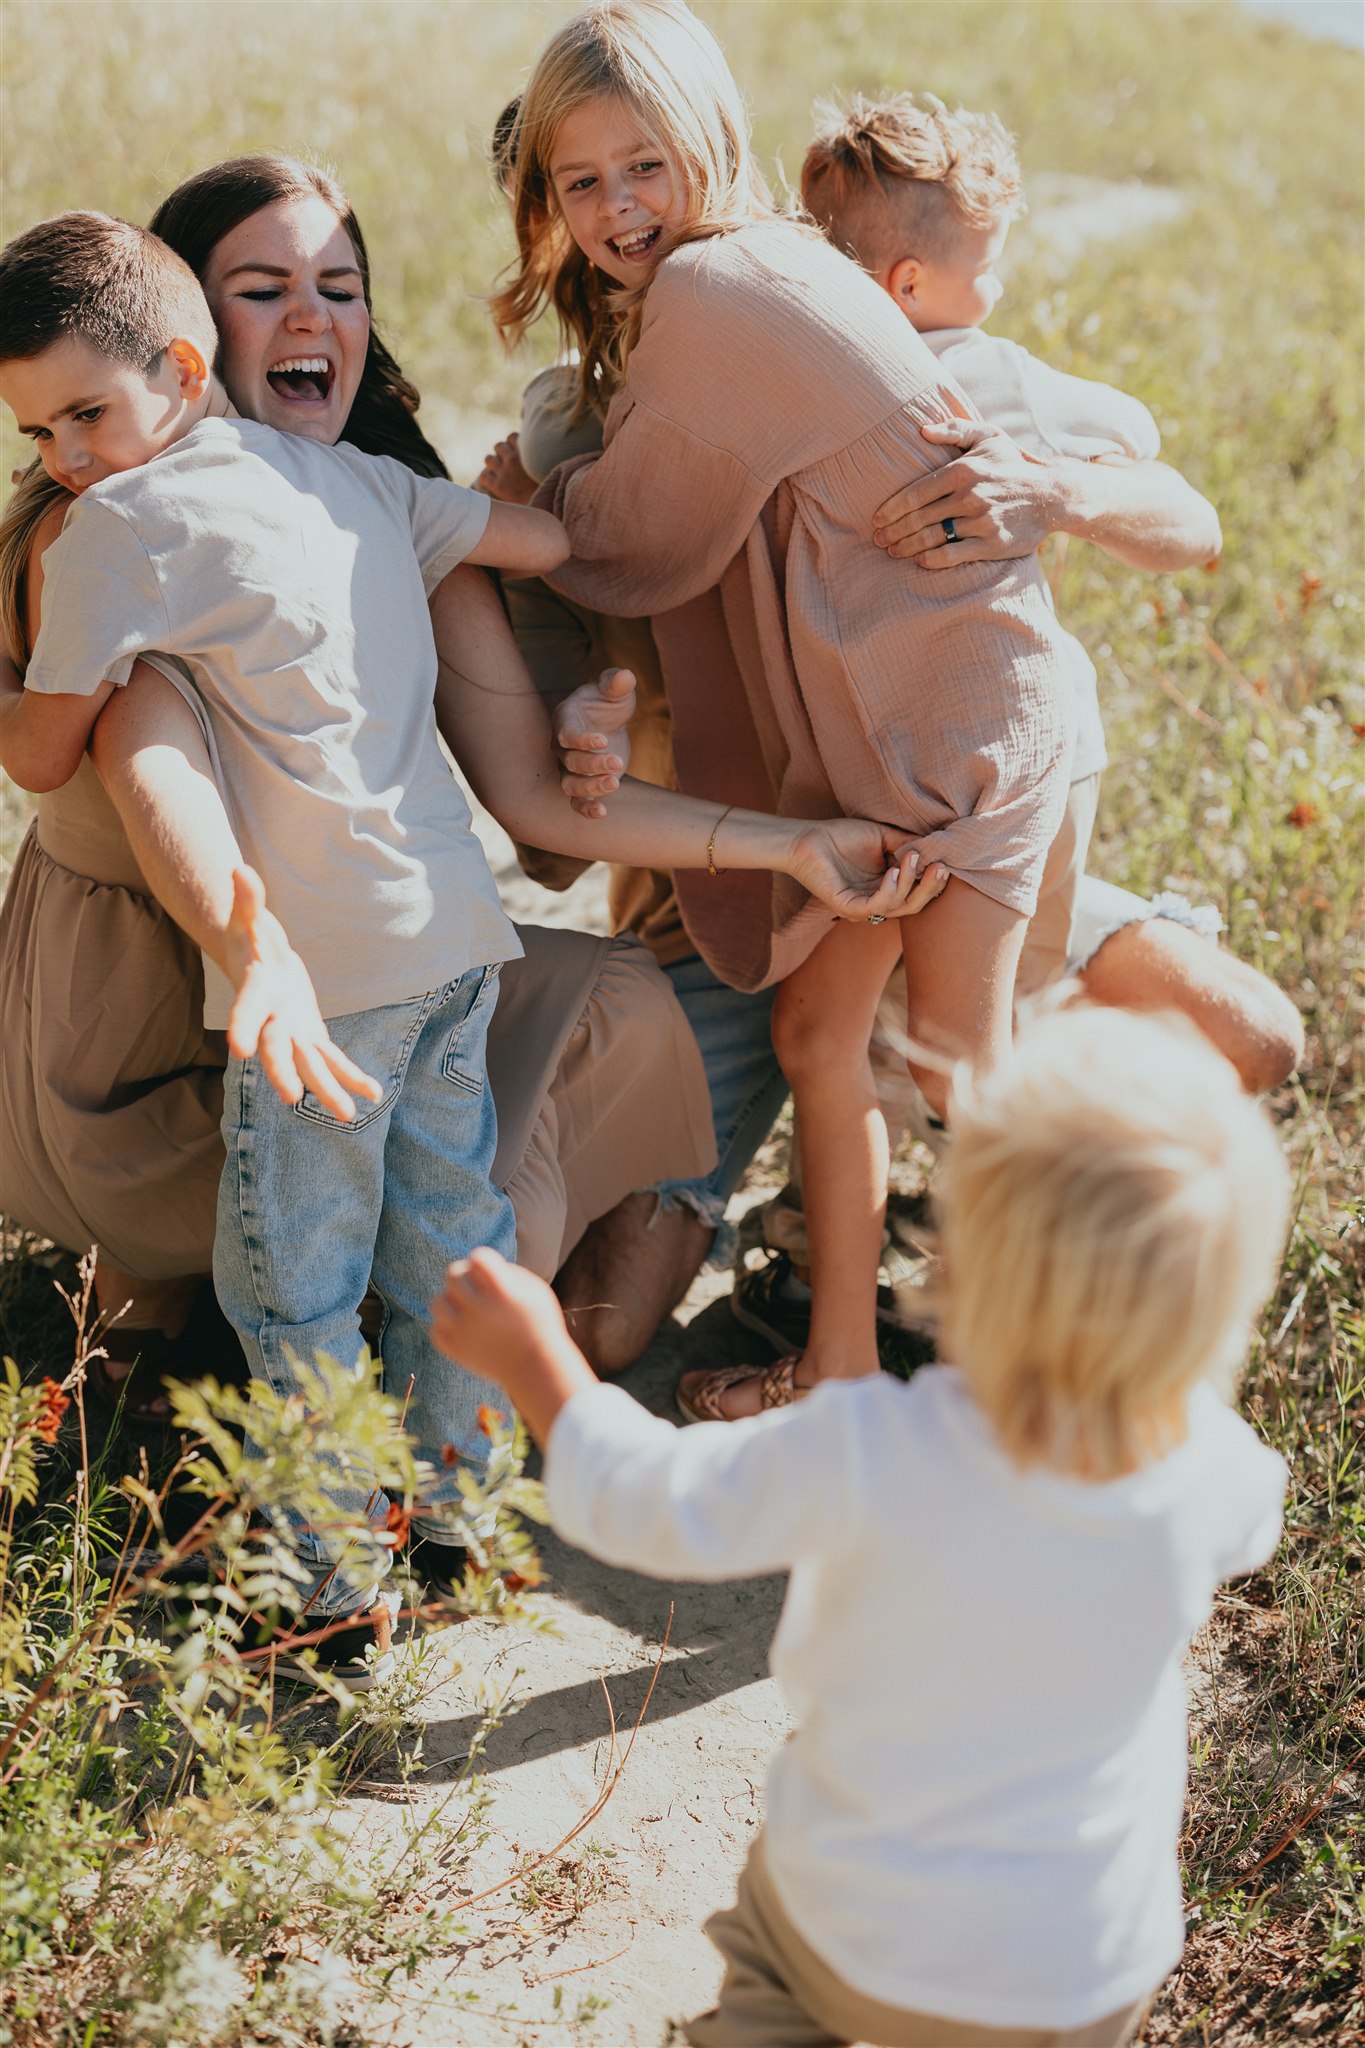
{"left": 1, "top": 3, "right": 1361, "bottom": 2042}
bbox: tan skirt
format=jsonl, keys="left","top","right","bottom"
{"left": 0, "top": 823, "right": 227, "bottom": 1280}
{"left": 0, "top": 826, "right": 715, "bottom": 1284}
{"left": 501, "top": 926, "right": 716, "bottom": 1278}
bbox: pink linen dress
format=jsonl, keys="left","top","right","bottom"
{"left": 540, "top": 220, "right": 1084, "bottom": 991}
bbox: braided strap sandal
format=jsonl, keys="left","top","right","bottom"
{"left": 676, "top": 1355, "right": 809, "bottom": 1424}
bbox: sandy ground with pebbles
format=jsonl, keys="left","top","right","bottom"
{"left": 347, "top": 177, "right": 1184, "bottom": 2048}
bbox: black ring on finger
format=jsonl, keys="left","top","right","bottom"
{"left": 941, "top": 516, "right": 962, "bottom": 543}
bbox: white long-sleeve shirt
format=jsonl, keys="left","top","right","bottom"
{"left": 546, "top": 1368, "right": 1284, "bottom": 2028}
{"left": 922, "top": 326, "right": 1162, "bottom": 787}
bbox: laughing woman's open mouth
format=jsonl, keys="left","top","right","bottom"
{"left": 267, "top": 356, "right": 335, "bottom": 404}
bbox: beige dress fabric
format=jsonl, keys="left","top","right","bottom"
{"left": 0, "top": 788, "right": 714, "bottom": 1284}
{"left": 542, "top": 221, "right": 1085, "bottom": 993}
{"left": 0, "top": 769, "right": 226, "bottom": 1280}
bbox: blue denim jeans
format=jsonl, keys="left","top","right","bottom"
{"left": 214, "top": 966, "right": 515, "bottom": 1615}
{"left": 653, "top": 954, "right": 788, "bottom": 1230}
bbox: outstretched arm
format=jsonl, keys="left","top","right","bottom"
{"left": 874, "top": 420, "right": 1222, "bottom": 572}
{"left": 429, "top": 566, "right": 946, "bottom": 921}
{"left": 431, "top": 1248, "right": 866, "bottom": 1579}
{"left": 90, "top": 667, "right": 379, "bottom": 1118}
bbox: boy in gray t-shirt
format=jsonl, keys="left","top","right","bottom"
{"left": 0, "top": 210, "right": 569, "bottom": 1682}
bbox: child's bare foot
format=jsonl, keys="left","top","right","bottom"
{"left": 476, "top": 432, "right": 537, "bottom": 505}
{"left": 432, "top": 1249, "right": 596, "bottom": 1445}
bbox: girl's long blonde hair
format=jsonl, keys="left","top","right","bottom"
{"left": 491, "top": 0, "right": 772, "bottom": 417}
{"left": 0, "top": 463, "right": 71, "bottom": 668}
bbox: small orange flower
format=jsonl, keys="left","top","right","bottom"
{"left": 1300, "top": 572, "right": 1324, "bottom": 612}
{"left": 381, "top": 1502, "right": 412, "bottom": 1549}
{"left": 476, "top": 1405, "right": 504, "bottom": 1438}
{"left": 1351, "top": 722, "right": 1365, "bottom": 744}
{"left": 503, "top": 1571, "right": 539, "bottom": 1595}
{"left": 440, "top": 1443, "right": 461, "bottom": 1467}
{"left": 34, "top": 1379, "right": 70, "bottom": 1445}
{"left": 1286, "top": 800, "right": 1319, "bottom": 829}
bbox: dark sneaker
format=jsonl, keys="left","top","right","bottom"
{"left": 730, "top": 1252, "right": 937, "bottom": 1381}
{"left": 406, "top": 1535, "right": 469, "bottom": 1604}
{"left": 246, "top": 1589, "right": 399, "bottom": 1693}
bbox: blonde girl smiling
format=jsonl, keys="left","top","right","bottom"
{"left": 494, "top": 0, "right": 1090, "bottom": 1420}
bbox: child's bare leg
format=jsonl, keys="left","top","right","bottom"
{"left": 1078, "top": 919, "right": 1303, "bottom": 1092}
{"left": 771, "top": 919, "right": 904, "bottom": 1388}
{"left": 898, "top": 877, "right": 1028, "bottom": 1119}
{"left": 675, "top": 920, "right": 903, "bottom": 1422}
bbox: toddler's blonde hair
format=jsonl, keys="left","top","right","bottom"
{"left": 801, "top": 91, "right": 1023, "bottom": 276}
{"left": 937, "top": 1003, "right": 1290, "bottom": 1481}
{"left": 491, "top": 0, "right": 772, "bottom": 416}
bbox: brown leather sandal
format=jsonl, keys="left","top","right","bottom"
{"left": 676, "top": 1355, "right": 809, "bottom": 1424}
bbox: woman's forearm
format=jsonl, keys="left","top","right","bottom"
{"left": 429, "top": 565, "right": 805, "bottom": 877}
{"left": 89, "top": 662, "right": 242, "bottom": 973}
{"left": 498, "top": 767, "right": 800, "bottom": 877}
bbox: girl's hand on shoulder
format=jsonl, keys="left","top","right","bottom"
{"left": 872, "top": 421, "right": 1059, "bottom": 566}
{"left": 787, "top": 820, "right": 949, "bottom": 920}
{"left": 476, "top": 432, "right": 538, "bottom": 505}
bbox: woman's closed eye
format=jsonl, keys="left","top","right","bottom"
{"left": 236, "top": 287, "right": 359, "bottom": 303}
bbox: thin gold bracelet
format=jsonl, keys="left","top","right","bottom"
{"left": 706, "top": 804, "right": 735, "bottom": 876}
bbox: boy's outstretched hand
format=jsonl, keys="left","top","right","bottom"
{"left": 787, "top": 820, "right": 949, "bottom": 923}
{"left": 223, "top": 867, "right": 383, "bottom": 1121}
{"left": 431, "top": 1247, "right": 598, "bottom": 1448}
{"left": 556, "top": 665, "right": 637, "bottom": 817}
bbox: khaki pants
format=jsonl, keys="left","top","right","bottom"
{"left": 686, "top": 1834, "right": 1151, "bottom": 2048}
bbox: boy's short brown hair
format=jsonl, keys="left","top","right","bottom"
{"left": 801, "top": 92, "right": 1024, "bottom": 275}
{"left": 0, "top": 210, "right": 216, "bottom": 369}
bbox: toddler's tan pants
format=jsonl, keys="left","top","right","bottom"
{"left": 685, "top": 1833, "right": 1150, "bottom": 2048}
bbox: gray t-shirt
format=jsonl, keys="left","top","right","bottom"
{"left": 27, "top": 417, "right": 521, "bottom": 1024}
{"left": 922, "top": 327, "right": 1163, "bottom": 785}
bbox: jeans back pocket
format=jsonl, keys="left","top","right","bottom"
{"left": 292, "top": 987, "right": 440, "bottom": 1131}
{"left": 441, "top": 962, "right": 501, "bottom": 1095}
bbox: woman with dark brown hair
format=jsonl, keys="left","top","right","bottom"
{"left": 0, "top": 153, "right": 715, "bottom": 1424}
